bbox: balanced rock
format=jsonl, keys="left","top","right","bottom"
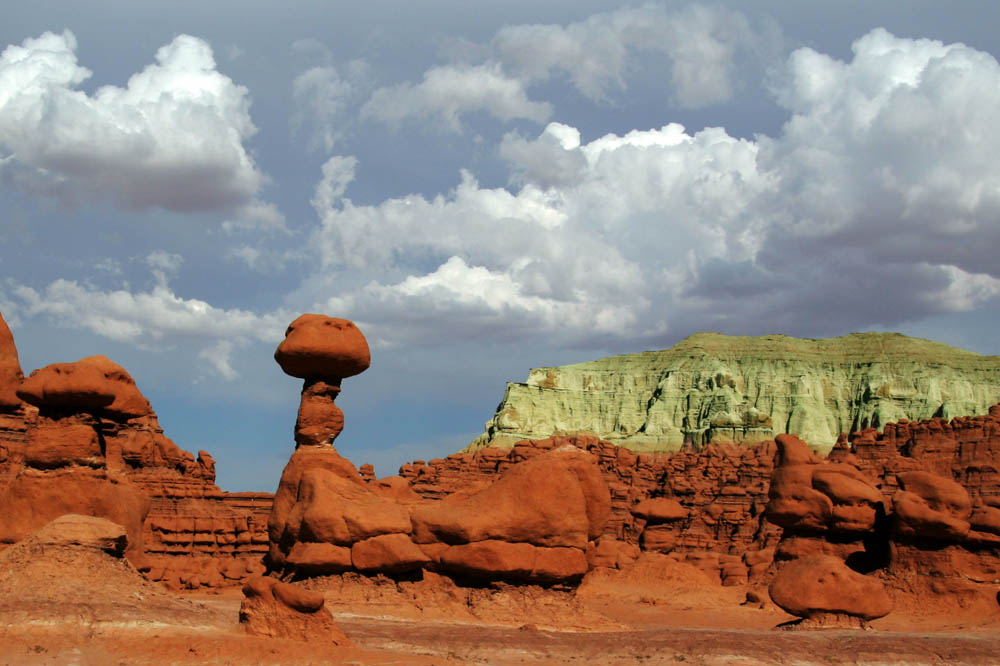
{"left": 274, "top": 314, "right": 370, "bottom": 379}
{"left": 240, "top": 574, "right": 351, "bottom": 644}
{"left": 275, "top": 314, "right": 371, "bottom": 449}
{"left": 769, "top": 555, "right": 892, "bottom": 625}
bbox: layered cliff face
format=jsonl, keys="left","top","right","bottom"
{"left": 0, "top": 312, "right": 268, "bottom": 590}
{"left": 470, "top": 332, "right": 1000, "bottom": 454}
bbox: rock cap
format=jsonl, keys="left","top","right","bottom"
{"left": 17, "top": 361, "right": 116, "bottom": 411}
{"left": 17, "top": 356, "right": 153, "bottom": 418}
{"left": 275, "top": 314, "right": 370, "bottom": 379}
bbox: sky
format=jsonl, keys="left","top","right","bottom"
{"left": 1, "top": 1, "right": 999, "bottom": 491}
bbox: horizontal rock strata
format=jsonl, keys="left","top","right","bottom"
{"left": 470, "top": 332, "right": 1000, "bottom": 454}
{"left": 0, "top": 312, "right": 268, "bottom": 590}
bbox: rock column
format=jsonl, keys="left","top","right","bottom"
{"left": 273, "top": 314, "right": 370, "bottom": 448}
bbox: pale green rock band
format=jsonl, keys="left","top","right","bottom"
{"left": 467, "top": 332, "right": 1000, "bottom": 455}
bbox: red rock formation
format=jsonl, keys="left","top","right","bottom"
{"left": 399, "top": 434, "right": 781, "bottom": 585}
{"left": 274, "top": 314, "right": 370, "bottom": 448}
{"left": 0, "top": 316, "right": 269, "bottom": 590}
{"left": 268, "top": 316, "right": 615, "bottom": 586}
{"left": 764, "top": 406, "right": 1000, "bottom": 614}
{"left": 410, "top": 445, "right": 610, "bottom": 583}
{"left": 240, "top": 574, "right": 352, "bottom": 644}
{"left": 769, "top": 554, "right": 892, "bottom": 627}
{"left": 0, "top": 314, "right": 23, "bottom": 412}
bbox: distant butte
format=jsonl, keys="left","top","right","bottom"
{"left": 469, "top": 331, "right": 1000, "bottom": 454}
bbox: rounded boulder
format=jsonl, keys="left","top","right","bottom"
{"left": 768, "top": 554, "right": 892, "bottom": 621}
{"left": 275, "top": 314, "right": 370, "bottom": 379}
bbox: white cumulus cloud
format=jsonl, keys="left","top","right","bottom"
{"left": 0, "top": 30, "right": 279, "bottom": 224}
{"left": 9, "top": 276, "right": 292, "bottom": 380}
{"left": 307, "top": 28, "right": 1000, "bottom": 348}
{"left": 492, "top": 4, "right": 766, "bottom": 107}
{"left": 361, "top": 63, "right": 552, "bottom": 130}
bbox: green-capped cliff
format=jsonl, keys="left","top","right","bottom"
{"left": 468, "top": 332, "right": 1000, "bottom": 454}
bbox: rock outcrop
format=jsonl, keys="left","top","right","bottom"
{"left": 768, "top": 554, "right": 892, "bottom": 627}
{"left": 0, "top": 514, "right": 208, "bottom": 627}
{"left": 765, "top": 405, "right": 1000, "bottom": 617}
{"left": 267, "top": 315, "right": 615, "bottom": 585}
{"left": 471, "top": 332, "right": 1000, "bottom": 454}
{"left": 0, "top": 312, "right": 268, "bottom": 589}
{"left": 400, "top": 434, "right": 780, "bottom": 586}
{"left": 239, "top": 574, "right": 351, "bottom": 644}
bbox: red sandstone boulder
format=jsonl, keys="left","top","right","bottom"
{"left": 0, "top": 313, "right": 23, "bottom": 411}
{"left": 240, "top": 575, "right": 351, "bottom": 644}
{"left": 630, "top": 497, "right": 687, "bottom": 523}
{"left": 893, "top": 470, "right": 972, "bottom": 540}
{"left": 267, "top": 445, "right": 414, "bottom": 574}
{"left": 351, "top": 533, "right": 431, "bottom": 572}
{"left": 768, "top": 555, "right": 892, "bottom": 624}
{"left": 411, "top": 445, "right": 611, "bottom": 550}
{"left": 274, "top": 314, "right": 370, "bottom": 379}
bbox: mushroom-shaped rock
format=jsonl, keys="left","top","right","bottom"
{"left": 893, "top": 470, "right": 972, "bottom": 540}
{"left": 769, "top": 555, "right": 892, "bottom": 624}
{"left": 0, "top": 312, "right": 23, "bottom": 411}
{"left": 17, "top": 361, "right": 116, "bottom": 412}
{"left": 239, "top": 575, "right": 351, "bottom": 644}
{"left": 275, "top": 314, "right": 370, "bottom": 379}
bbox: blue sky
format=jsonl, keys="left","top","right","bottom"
{"left": 2, "top": 1, "right": 999, "bottom": 490}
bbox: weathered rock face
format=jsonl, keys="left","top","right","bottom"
{"left": 400, "top": 434, "right": 780, "bottom": 586}
{"left": 766, "top": 405, "right": 1000, "bottom": 615}
{"left": 471, "top": 332, "right": 1000, "bottom": 454}
{"left": 0, "top": 316, "right": 269, "bottom": 589}
{"left": 0, "top": 313, "right": 23, "bottom": 412}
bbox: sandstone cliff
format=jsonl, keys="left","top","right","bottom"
{"left": 469, "top": 332, "right": 1000, "bottom": 454}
